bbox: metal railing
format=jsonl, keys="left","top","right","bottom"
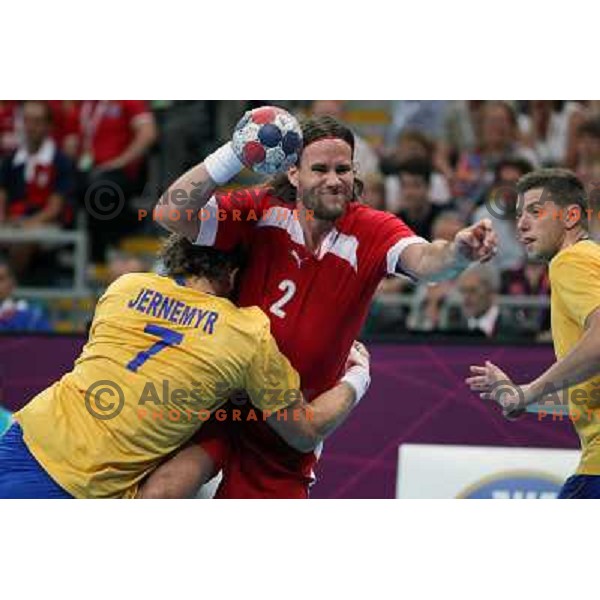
{"left": 371, "top": 292, "right": 550, "bottom": 334}
{"left": 375, "top": 293, "right": 550, "bottom": 309}
{"left": 0, "top": 226, "right": 91, "bottom": 299}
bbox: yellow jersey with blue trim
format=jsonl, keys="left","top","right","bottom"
{"left": 15, "top": 272, "right": 300, "bottom": 498}
{"left": 549, "top": 240, "right": 600, "bottom": 474}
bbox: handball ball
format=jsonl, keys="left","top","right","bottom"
{"left": 232, "top": 106, "right": 303, "bottom": 175}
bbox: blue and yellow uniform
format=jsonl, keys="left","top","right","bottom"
{"left": 549, "top": 240, "right": 600, "bottom": 477}
{"left": 1, "top": 273, "right": 299, "bottom": 498}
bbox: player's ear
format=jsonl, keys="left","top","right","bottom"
{"left": 287, "top": 165, "right": 299, "bottom": 189}
{"left": 564, "top": 204, "right": 583, "bottom": 230}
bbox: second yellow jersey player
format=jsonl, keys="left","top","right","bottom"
{"left": 467, "top": 168, "right": 600, "bottom": 498}
{"left": 548, "top": 240, "right": 600, "bottom": 474}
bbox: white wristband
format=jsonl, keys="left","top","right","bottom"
{"left": 341, "top": 366, "right": 371, "bottom": 404}
{"left": 204, "top": 142, "right": 244, "bottom": 185}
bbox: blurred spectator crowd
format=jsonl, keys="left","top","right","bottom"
{"left": 1, "top": 100, "right": 599, "bottom": 339}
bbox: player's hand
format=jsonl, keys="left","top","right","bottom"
{"left": 344, "top": 341, "right": 370, "bottom": 373}
{"left": 454, "top": 219, "right": 498, "bottom": 264}
{"left": 465, "top": 360, "right": 528, "bottom": 420}
{"left": 230, "top": 106, "right": 301, "bottom": 176}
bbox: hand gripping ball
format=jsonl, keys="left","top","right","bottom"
{"left": 232, "top": 106, "right": 303, "bottom": 175}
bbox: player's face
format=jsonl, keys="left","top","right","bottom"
{"left": 288, "top": 138, "right": 354, "bottom": 221}
{"left": 516, "top": 189, "right": 565, "bottom": 261}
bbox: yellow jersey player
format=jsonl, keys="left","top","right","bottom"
{"left": 466, "top": 168, "right": 600, "bottom": 498}
{"left": 0, "top": 234, "right": 370, "bottom": 498}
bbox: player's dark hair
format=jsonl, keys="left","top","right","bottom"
{"left": 516, "top": 168, "right": 588, "bottom": 226}
{"left": 159, "top": 234, "right": 242, "bottom": 283}
{"left": 397, "top": 158, "right": 432, "bottom": 184}
{"left": 266, "top": 115, "right": 364, "bottom": 203}
{"left": 301, "top": 115, "right": 356, "bottom": 156}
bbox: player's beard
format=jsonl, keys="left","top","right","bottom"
{"left": 299, "top": 187, "right": 351, "bottom": 222}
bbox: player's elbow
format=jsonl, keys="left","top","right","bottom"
{"left": 296, "top": 418, "right": 329, "bottom": 453}
{"left": 283, "top": 424, "right": 322, "bottom": 453}
{"left": 268, "top": 409, "right": 324, "bottom": 453}
{"left": 153, "top": 192, "right": 193, "bottom": 239}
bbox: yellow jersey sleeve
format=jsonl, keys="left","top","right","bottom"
{"left": 244, "top": 318, "right": 302, "bottom": 413}
{"left": 550, "top": 243, "right": 600, "bottom": 329}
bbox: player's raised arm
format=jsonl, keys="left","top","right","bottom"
{"left": 154, "top": 106, "right": 302, "bottom": 242}
{"left": 263, "top": 343, "right": 371, "bottom": 453}
{"left": 154, "top": 148, "right": 241, "bottom": 241}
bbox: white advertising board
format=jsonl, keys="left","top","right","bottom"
{"left": 397, "top": 444, "right": 580, "bottom": 499}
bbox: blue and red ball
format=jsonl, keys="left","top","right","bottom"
{"left": 232, "top": 106, "right": 302, "bottom": 175}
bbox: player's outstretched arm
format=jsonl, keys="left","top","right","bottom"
{"left": 399, "top": 219, "right": 498, "bottom": 282}
{"left": 266, "top": 342, "right": 371, "bottom": 453}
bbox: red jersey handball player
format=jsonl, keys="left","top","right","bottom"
{"left": 142, "top": 106, "right": 498, "bottom": 498}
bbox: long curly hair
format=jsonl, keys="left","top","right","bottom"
{"left": 159, "top": 234, "right": 243, "bottom": 282}
{"left": 264, "top": 115, "right": 364, "bottom": 203}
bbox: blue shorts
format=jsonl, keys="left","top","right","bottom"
{"left": 558, "top": 474, "right": 600, "bottom": 499}
{"left": 0, "top": 423, "right": 73, "bottom": 499}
